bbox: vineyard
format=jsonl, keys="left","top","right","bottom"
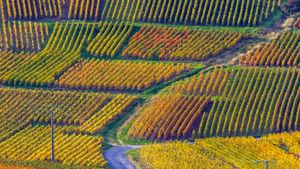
{"left": 122, "top": 25, "right": 247, "bottom": 61}
{"left": 78, "top": 94, "right": 137, "bottom": 134}
{"left": 68, "top": 0, "right": 101, "bottom": 20}
{"left": 58, "top": 59, "right": 189, "bottom": 91}
{"left": 0, "top": 125, "right": 106, "bottom": 167}
{"left": 242, "top": 30, "right": 300, "bottom": 67}
{"left": 86, "top": 22, "right": 133, "bottom": 57}
{"left": 139, "top": 132, "right": 300, "bottom": 169}
{"left": 0, "top": 88, "right": 136, "bottom": 168}
{"left": 0, "top": 0, "right": 299, "bottom": 168}
{"left": 128, "top": 94, "right": 211, "bottom": 140}
{"left": 128, "top": 67, "right": 300, "bottom": 140}
{"left": 0, "top": 88, "right": 137, "bottom": 140}
{"left": 100, "top": 0, "right": 139, "bottom": 22}
{"left": 0, "top": 21, "right": 49, "bottom": 51}
{"left": 0, "top": 0, "right": 281, "bottom": 26}
{"left": 101, "top": 0, "right": 280, "bottom": 26}
{"left": 0, "top": 22, "right": 94, "bottom": 87}
{"left": 2, "top": 0, "right": 65, "bottom": 19}
{"left": 262, "top": 132, "right": 300, "bottom": 155}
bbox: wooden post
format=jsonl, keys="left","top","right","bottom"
{"left": 51, "top": 111, "right": 54, "bottom": 162}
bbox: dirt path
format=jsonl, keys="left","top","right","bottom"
{"left": 116, "top": 101, "right": 149, "bottom": 145}
{"left": 103, "top": 145, "right": 142, "bottom": 169}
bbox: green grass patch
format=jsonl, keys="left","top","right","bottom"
{"left": 126, "top": 149, "right": 141, "bottom": 164}
{"left": 99, "top": 98, "right": 145, "bottom": 146}
{"left": 118, "top": 97, "right": 153, "bottom": 145}
{"left": 132, "top": 22, "right": 263, "bottom": 34}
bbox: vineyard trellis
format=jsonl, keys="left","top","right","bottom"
{"left": 58, "top": 59, "right": 189, "bottom": 91}
{"left": 0, "top": 21, "right": 49, "bottom": 51}
{"left": 68, "top": 0, "right": 101, "bottom": 20}
{"left": 87, "top": 21, "right": 133, "bottom": 57}
{"left": 140, "top": 132, "right": 300, "bottom": 169}
{"left": 0, "top": 125, "right": 107, "bottom": 167}
{"left": 122, "top": 25, "right": 246, "bottom": 61}
{"left": 101, "top": 0, "right": 280, "bottom": 26}
{"left": 0, "top": 88, "right": 136, "bottom": 140}
{"left": 3, "top": 0, "right": 65, "bottom": 20}
{"left": 0, "top": 22, "right": 95, "bottom": 87}
{"left": 242, "top": 30, "right": 300, "bottom": 67}
{"left": 129, "top": 67, "right": 300, "bottom": 140}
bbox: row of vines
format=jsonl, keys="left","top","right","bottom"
{"left": 101, "top": 0, "right": 280, "bottom": 26}
{"left": 87, "top": 21, "right": 133, "bottom": 57}
{"left": 3, "top": 0, "right": 65, "bottom": 19}
{"left": 0, "top": 125, "right": 106, "bottom": 167}
{"left": 68, "top": 0, "right": 101, "bottom": 20}
{"left": 1, "top": 0, "right": 280, "bottom": 27}
{"left": 58, "top": 59, "right": 189, "bottom": 91}
{"left": 128, "top": 94, "right": 211, "bottom": 140}
{"left": 0, "top": 21, "right": 49, "bottom": 51}
{"left": 0, "top": 88, "right": 136, "bottom": 140}
{"left": 0, "top": 22, "right": 95, "bottom": 87}
{"left": 242, "top": 30, "right": 300, "bottom": 67}
{"left": 129, "top": 67, "right": 300, "bottom": 140}
{"left": 140, "top": 132, "right": 300, "bottom": 168}
{"left": 122, "top": 25, "right": 246, "bottom": 61}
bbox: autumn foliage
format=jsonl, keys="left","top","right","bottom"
{"left": 140, "top": 132, "right": 300, "bottom": 169}
{"left": 58, "top": 59, "right": 189, "bottom": 91}
{"left": 129, "top": 67, "right": 300, "bottom": 140}
{"left": 122, "top": 25, "right": 245, "bottom": 61}
{"left": 3, "top": 0, "right": 65, "bottom": 19}
{"left": 242, "top": 30, "right": 300, "bottom": 67}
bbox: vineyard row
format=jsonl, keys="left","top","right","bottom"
{"left": 129, "top": 67, "right": 300, "bottom": 140}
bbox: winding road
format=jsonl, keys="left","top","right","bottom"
{"left": 103, "top": 145, "right": 141, "bottom": 169}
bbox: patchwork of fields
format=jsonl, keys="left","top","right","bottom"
{"left": 0, "top": 0, "right": 299, "bottom": 169}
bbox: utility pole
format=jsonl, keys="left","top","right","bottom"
{"left": 255, "top": 160, "right": 276, "bottom": 169}
{"left": 51, "top": 111, "right": 55, "bottom": 162}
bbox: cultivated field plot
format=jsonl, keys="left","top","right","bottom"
{"left": 68, "top": 0, "right": 101, "bottom": 20}
{"left": 58, "top": 59, "right": 190, "bottom": 91}
{"left": 86, "top": 22, "right": 133, "bottom": 57}
{"left": 139, "top": 132, "right": 300, "bottom": 169}
{"left": 0, "top": 22, "right": 94, "bottom": 87}
{"left": 102, "top": 0, "right": 280, "bottom": 26}
{"left": 129, "top": 67, "right": 300, "bottom": 140}
{"left": 0, "top": 88, "right": 136, "bottom": 141}
{"left": 0, "top": 125, "right": 106, "bottom": 168}
{"left": 242, "top": 30, "right": 300, "bottom": 67}
{"left": 2, "top": 0, "right": 65, "bottom": 19}
{"left": 0, "top": 21, "right": 49, "bottom": 51}
{"left": 122, "top": 25, "right": 248, "bottom": 61}
{"left": 0, "top": 0, "right": 281, "bottom": 26}
{"left": 128, "top": 94, "right": 211, "bottom": 140}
